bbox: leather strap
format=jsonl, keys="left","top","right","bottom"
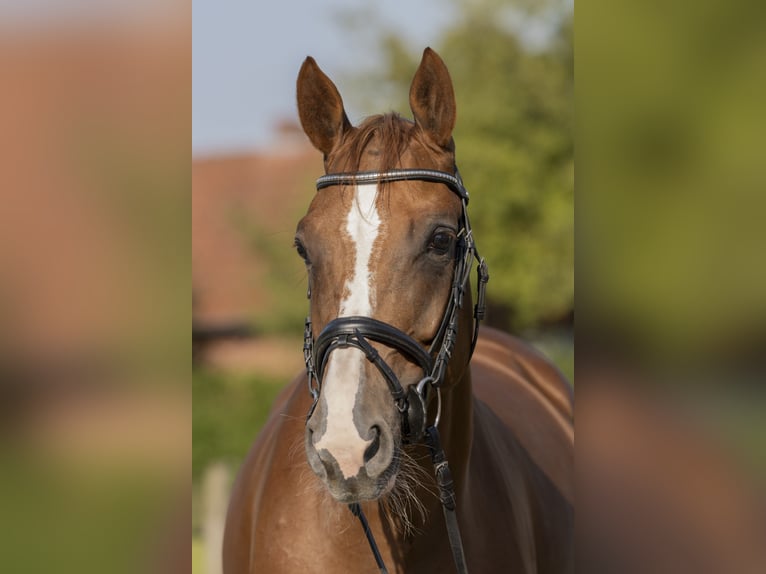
{"left": 349, "top": 503, "right": 389, "bottom": 574}
{"left": 426, "top": 425, "right": 469, "bottom": 573}
{"left": 315, "top": 316, "right": 434, "bottom": 377}
{"left": 317, "top": 168, "right": 469, "bottom": 202}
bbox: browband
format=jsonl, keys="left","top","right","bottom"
{"left": 316, "top": 169, "right": 469, "bottom": 203}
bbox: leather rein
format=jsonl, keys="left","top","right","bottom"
{"left": 302, "top": 167, "right": 488, "bottom": 574}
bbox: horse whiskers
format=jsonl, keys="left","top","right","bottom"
{"left": 290, "top": 425, "right": 434, "bottom": 538}
{"left": 380, "top": 446, "right": 434, "bottom": 538}
{"left": 316, "top": 490, "right": 355, "bottom": 535}
{"left": 384, "top": 484, "right": 423, "bottom": 538}
{"left": 296, "top": 466, "right": 321, "bottom": 496}
{"left": 399, "top": 447, "right": 436, "bottom": 500}
{"left": 287, "top": 433, "right": 306, "bottom": 462}
{"left": 295, "top": 469, "right": 355, "bottom": 534}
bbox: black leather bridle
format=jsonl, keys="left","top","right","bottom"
{"left": 302, "top": 167, "right": 489, "bottom": 574}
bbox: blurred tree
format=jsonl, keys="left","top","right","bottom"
{"left": 192, "top": 370, "right": 285, "bottom": 481}
{"left": 345, "top": 0, "right": 573, "bottom": 331}
{"left": 578, "top": 0, "right": 766, "bottom": 365}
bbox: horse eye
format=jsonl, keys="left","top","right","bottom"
{"left": 429, "top": 230, "right": 454, "bottom": 254}
{"left": 294, "top": 239, "right": 310, "bottom": 263}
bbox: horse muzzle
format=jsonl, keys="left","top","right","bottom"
{"left": 305, "top": 412, "right": 399, "bottom": 503}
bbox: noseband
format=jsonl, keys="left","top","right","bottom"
{"left": 302, "top": 167, "right": 489, "bottom": 574}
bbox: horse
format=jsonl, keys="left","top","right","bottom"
{"left": 223, "top": 47, "right": 574, "bottom": 573}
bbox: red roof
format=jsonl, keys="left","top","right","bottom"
{"left": 192, "top": 144, "right": 321, "bottom": 326}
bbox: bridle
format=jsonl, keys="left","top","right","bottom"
{"left": 301, "top": 167, "right": 489, "bottom": 574}
{"left": 304, "top": 168, "right": 488, "bottom": 439}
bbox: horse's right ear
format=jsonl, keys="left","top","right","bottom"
{"left": 297, "top": 57, "right": 352, "bottom": 156}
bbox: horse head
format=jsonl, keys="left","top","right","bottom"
{"left": 295, "top": 48, "right": 476, "bottom": 504}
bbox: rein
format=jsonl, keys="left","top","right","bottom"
{"left": 302, "top": 167, "right": 489, "bottom": 574}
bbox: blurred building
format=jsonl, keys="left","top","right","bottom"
{"left": 192, "top": 122, "right": 320, "bottom": 374}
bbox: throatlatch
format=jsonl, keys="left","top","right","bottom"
{"left": 302, "top": 167, "right": 488, "bottom": 574}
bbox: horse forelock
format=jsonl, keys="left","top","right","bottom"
{"left": 328, "top": 113, "right": 452, "bottom": 179}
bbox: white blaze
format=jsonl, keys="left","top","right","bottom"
{"left": 314, "top": 184, "right": 380, "bottom": 478}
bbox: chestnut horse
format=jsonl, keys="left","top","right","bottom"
{"left": 223, "top": 48, "right": 573, "bottom": 573}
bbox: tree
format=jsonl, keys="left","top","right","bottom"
{"left": 345, "top": 1, "right": 573, "bottom": 331}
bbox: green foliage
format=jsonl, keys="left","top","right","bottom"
{"left": 346, "top": 1, "right": 573, "bottom": 331}
{"left": 0, "top": 458, "right": 170, "bottom": 574}
{"left": 228, "top": 189, "right": 313, "bottom": 337}
{"left": 192, "top": 370, "right": 287, "bottom": 480}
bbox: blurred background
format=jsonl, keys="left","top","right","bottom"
{"left": 577, "top": 0, "right": 766, "bottom": 571}
{"left": 0, "top": 1, "right": 190, "bottom": 573}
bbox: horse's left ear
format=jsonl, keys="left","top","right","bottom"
{"left": 409, "top": 47, "right": 456, "bottom": 148}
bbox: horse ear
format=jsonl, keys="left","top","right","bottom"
{"left": 297, "top": 57, "right": 352, "bottom": 156}
{"left": 409, "top": 48, "right": 456, "bottom": 148}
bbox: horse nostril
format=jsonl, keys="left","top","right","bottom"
{"left": 363, "top": 426, "right": 381, "bottom": 464}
